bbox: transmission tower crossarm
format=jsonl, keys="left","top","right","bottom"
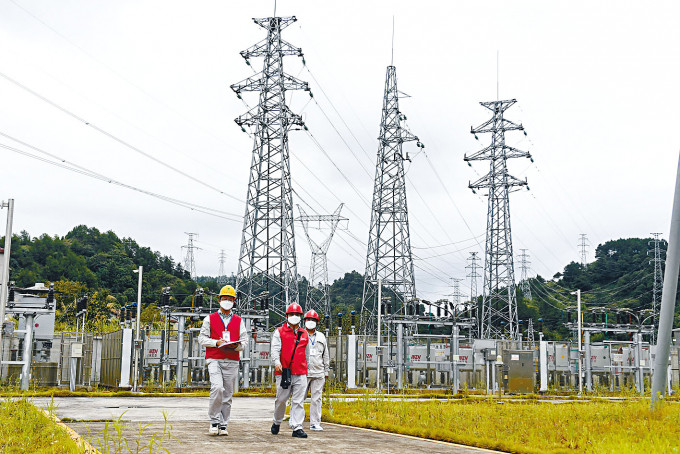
{"left": 252, "top": 16, "right": 298, "bottom": 31}
{"left": 468, "top": 173, "right": 527, "bottom": 190}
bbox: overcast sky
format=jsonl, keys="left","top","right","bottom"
{"left": 1, "top": 0, "right": 679, "bottom": 302}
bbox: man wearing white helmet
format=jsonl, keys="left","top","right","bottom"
{"left": 198, "top": 284, "right": 247, "bottom": 436}
{"left": 270, "top": 302, "right": 309, "bottom": 438}
{"left": 303, "top": 309, "right": 329, "bottom": 431}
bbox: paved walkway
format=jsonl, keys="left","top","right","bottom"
{"left": 33, "top": 397, "right": 497, "bottom": 453}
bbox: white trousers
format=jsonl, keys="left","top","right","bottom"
{"left": 273, "top": 374, "right": 308, "bottom": 431}
{"left": 307, "top": 376, "right": 325, "bottom": 426}
{"left": 207, "top": 360, "right": 239, "bottom": 425}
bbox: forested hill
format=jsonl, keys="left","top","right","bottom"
{"left": 3, "top": 226, "right": 674, "bottom": 336}
{"left": 7, "top": 225, "right": 201, "bottom": 330}
{"left": 523, "top": 237, "right": 676, "bottom": 339}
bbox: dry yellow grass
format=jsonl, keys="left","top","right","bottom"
{"left": 324, "top": 396, "right": 680, "bottom": 453}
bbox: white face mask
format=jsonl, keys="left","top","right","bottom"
{"left": 287, "top": 315, "right": 301, "bottom": 326}
{"left": 220, "top": 300, "right": 234, "bottom": 311}
{"left": 305, "top": 320, "right": 317, "bottom": 330}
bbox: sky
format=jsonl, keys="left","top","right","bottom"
{"left": 1, "top": 0, "right": 679, "bottom": 302}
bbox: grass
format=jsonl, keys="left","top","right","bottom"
{"left": 0, "top": 397, "right": 83, "bottom": 453}
{"left": 324, "top": 395, "right": 680, "bottom": 453}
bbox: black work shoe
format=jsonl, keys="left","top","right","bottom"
{"left": 292, "top": 429, "right": 308, "bottom": 438}
{"left": 271, "top": 423, "right": 280, "bottom": 435}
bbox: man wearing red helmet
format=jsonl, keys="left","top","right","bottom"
{"left": 270, "top": 302, "right": 309, "bottom": 438}
{"left": 303, "top": 309, "right": 329, "bottom": 431}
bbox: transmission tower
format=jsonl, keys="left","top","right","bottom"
{"left": 464, "top": 99, "right": 532, "bottom": 340}
{"left": 182, "top": 233, "right": 200, "bottom": 281}
{"left": 578, "top": 234, "right": 589, "bottom": 268}
{"left": 297, "top": 204, "right": 347, "bottom": 317}
{"left": 518, "top": 248, "right": 532, "bottom": 301}
{"left": 450, "top": 278, "right": 467, "bottom": 315}
{"left": 648, "top": 233, "right": 666, "bottom": 343}
{"left": 217, "top": 250, "right": 227, "bottom": 285}
{"left": 526, "top": 318, "right": 535, "bottom": 349}
{"left": 466, "top": 251, "right": 481, "bottom": 336}
{"left": 361, "top": 65, "right": 423, "bottom": 334}
{"left": 231, "top": 16, "right": 310, "bottom": 317}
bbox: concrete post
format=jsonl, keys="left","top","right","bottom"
{"left": 585, "top": 331, "right": 592, "bottom": 391}
{"left": 0, "top": 199, "right": 14, "bottom": 352}
{"left": 452, "top": 325, "right": 459, "bottom": 393}
{"left": 652, "top": 152, "right": 680, "bottom": 405}
{"left": 20, "top": 313, "right": 34, "bottom": 390}
{"left": 396, "top": 323, "right": 403, "bottom": 389}
{"left": 176, "top": 315, "right": 185, "bottom": 388}
{"left": 243, "top": 317, "right": 251, "bottom": 388}
{"left": 636, "top": 333, "right": 643, "bottom": 393}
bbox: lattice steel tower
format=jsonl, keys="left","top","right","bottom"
{"left": 182, "top": 232, "right": 200, "bottom": 281}
{"left": 297, "top": 204, "right": 346, "bottom": 317}
{"left": 578, "top": 234, "right": 589, "bottom": 268}
{"left": 518, "top": 249, "right": 532, "bottom": 301}
{"left": 231, "top": 16, "right": 309, "bottom": 316}
{"left": 648, "top": 233, "right": 666, "bottom": 343}
{"left": 361, "top": 65, "right": 423, "bottom": 334}
{"left": 464, "top": 99, "right": 532, "bottom": 340}
{"left": 217, "top": 250, "right": 227, "bottom": 285}
{"left": 466, "top": 251, "right": 481, "bottom": 335}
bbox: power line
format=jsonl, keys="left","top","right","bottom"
{"left": 0, "top": 70, "right": 244, "bottom": 204}
{"left": 0, "top": 138, "right": 241, "bottom": 222}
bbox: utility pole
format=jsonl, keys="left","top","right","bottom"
{"left": 182, "top": 233, "right": 200, "bottom": 281}
{"left": 297, "top": 204, "right": 347, "bottom": 317}
{"left": 652, "top": 153, "right": 680, "bottom": 406}
{"left": 578, "top": 234, "right": 589, "bottom": 269}
{"left": 518, "top": 249, "right": 532, "bottom": 301}
{"left": 466, "top": 251, "right": 481, "bottom": 336}
{"left": 465, "top": 99, "right": 532, "bottom": 340}
{"left": 217, "top": 250, "right": 227, "bottom": 285}
{"left": 232, "top": 16, "right": 309, "bottom": 318}
{"left": 648, "top": 233, "right": 666, "bottom": 344}
{"left": 0, "top": 199, "right": 14, "bottom": 351}
{"left": 361, "top": 64, "right": 423, "bottom": 334}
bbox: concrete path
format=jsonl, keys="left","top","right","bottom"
{"left": 32, "top": 397, "right": 497, "bottom": 453}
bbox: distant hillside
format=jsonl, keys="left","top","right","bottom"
{"left": 7, "top": 225, "right": 202, "bottom": 330}
{"left": 4, "top": 226, "right": 674, "bottom": 336}
{"left": 522, "top": 237, "right": 677, "bottom": 339}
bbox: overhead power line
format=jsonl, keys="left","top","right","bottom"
{"left": 0, "top": 70, "right": 244, "bottom": 204}
{"left": 0, "top": 136, "right": 241, "bottom": 222}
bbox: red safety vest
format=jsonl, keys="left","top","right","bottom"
{"left": 205, "top": 312, "right": 241, "bottom": 361}
{"left": 275, "top": 324, "right": 308, "bottom": 375}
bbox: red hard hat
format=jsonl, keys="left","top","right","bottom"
{"left": 304, "top": 310, "right": 319, "bottom": 321}
{"left": 286, "top": 303, "right": 303, "bottom": 315}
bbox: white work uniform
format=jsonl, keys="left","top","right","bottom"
{"left": 198, "top": 311, "right": 247, "bottom": 426}
{"left": 270, "top": 324, "right": 308, "bottom": 431}
{"left": 305, "top": 330, "right": 330, "bottom": 427}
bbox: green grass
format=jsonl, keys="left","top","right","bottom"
{"left": 324, "top": 396, "right": 680, "bottom": 453}
{"left": 0, "top": 398, "right": 83, "bottom": 453}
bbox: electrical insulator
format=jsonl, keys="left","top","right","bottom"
{"left": 337, "top": 313, "right": 343, "bottom": 327}
{"left": 350, "top": 311, "right": 356, "bottom": 327}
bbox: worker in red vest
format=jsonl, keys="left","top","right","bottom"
{"left": 198, "top": 284, "right": 247, "bottom": 436}
{"left": 270, "top": 302, "right": 309, "bottom": 438}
